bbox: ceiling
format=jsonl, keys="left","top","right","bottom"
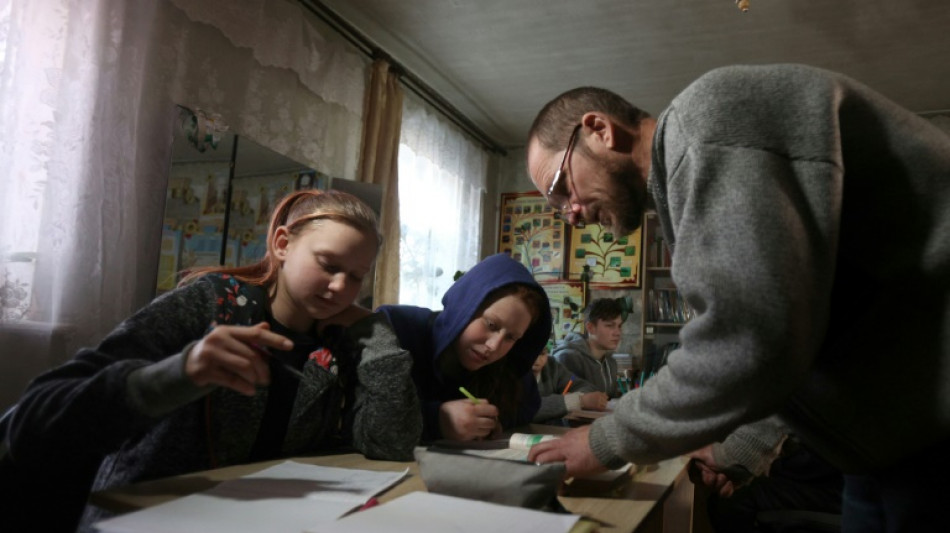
{"left": 317, "top": 0, "right": 950, "bottom": 150}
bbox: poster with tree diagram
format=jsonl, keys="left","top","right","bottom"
{"left": 567, "top": 223, "right": 642, "bottom": 287}
{"left": 497, "top": 192, "right": 566, "bottom": 280}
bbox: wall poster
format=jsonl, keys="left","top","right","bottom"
{"left": 539, "top": 281, "right": 586, "bottom": 342}
{"left": 567, "top": 223, "right": 642, "bottom": 287}
{"left": 497, "top": 192, "right": 566, "bottom": 280}
{"left": 157, "top": 163, "right": 329, "bottom": 294}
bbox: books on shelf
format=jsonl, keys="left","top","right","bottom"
{"left": 647, "top": 288, "right": 694, "bottom": 323}
{"left": 649, "top": 235, "right": 672, "bottom": 268}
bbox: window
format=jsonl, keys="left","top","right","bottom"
{"left": 397, "top": 96, "right": 488, "bottom": 308}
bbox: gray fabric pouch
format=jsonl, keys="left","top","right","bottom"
{"left": 413, "top": 446, "right": 566, "bottom": 510}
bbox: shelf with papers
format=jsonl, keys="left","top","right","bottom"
{"left": 639, "top": 211, "right": 690, "bottom": 387}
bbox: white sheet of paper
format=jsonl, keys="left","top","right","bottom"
{"left": 460, "top": 447, "right": 529, "bottom": 461}
{"left": 94, "top": 460, "right": 409, "bottom": 533}
{"left": 307, "top": 491, "right": 580, "bottom": 533}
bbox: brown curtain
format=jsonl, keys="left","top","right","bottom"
{"left": 357, "top": 59, "right": 404, "bottom": 306}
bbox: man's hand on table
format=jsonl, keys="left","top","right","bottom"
{"left": 527, "top": 425, "right": 607, "bottom": 478}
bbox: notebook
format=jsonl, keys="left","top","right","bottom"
{"left": 307, "top": 491, "right": 580, "bottom": 533}
{"left": 456, "top": 432, "right": 558, "bottom": 461}
{"left": 94, "top": 461, "right": 409, "bottom": 533}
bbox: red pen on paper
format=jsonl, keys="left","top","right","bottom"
{"left": 358, "top": 497, "right": 380, "bottom": 511}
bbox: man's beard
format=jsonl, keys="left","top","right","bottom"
{"left": 600, "top": 157, "right": 647, "bottom": 236}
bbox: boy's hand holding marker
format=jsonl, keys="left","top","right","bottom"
{"left": 437, "top": 387, "right": 501, "bottom": 441}
{"left": 185, "top": 321, "right": 294, "bottom": 396}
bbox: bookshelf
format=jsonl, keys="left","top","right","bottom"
{"left": 639, "top": 211, "right": 692, "bottom": 382}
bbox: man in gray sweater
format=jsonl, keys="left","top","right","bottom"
{"left": 524, "top": 64, "right": 950, "bottom": 531}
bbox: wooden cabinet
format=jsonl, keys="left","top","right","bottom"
{"left": 638, "top": 211, "right": 692, "bottom": 383}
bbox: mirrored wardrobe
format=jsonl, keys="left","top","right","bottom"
{"left": 156, "top": 107, "right": 381, "bottom": 307}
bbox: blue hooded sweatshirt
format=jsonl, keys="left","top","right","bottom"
{"left": 378, "top": 253, "right": 553, "bottom": 441}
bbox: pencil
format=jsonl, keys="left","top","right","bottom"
{"left": 275, "top": 357, "right": 324, "bottom": 393}
{"left": 255, "top": 344, "right": 318, "bottom": 392}
{"left": 459, "top": 386, "right": 480, "bottom": 404}
{"left": 280, "top": 361, "right": 307, "bottom": 381}
{"left": 562, "top": 377, "right": 574, "bottom": 395}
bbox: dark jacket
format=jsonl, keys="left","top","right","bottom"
{"left": 2, "top": 273, "right": 421, "bottom": 531}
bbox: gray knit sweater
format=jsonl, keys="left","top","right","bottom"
{"left": 589, "top": 64, "right": 950, "bottom": 474}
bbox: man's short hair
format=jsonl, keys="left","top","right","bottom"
{"left": 584, "top": 297, "right": 624, "bottom": 324}
{"left": 528, "top": 87, "right": 650, "bottom": 152}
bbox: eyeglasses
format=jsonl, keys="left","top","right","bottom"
{"left": 545, "top": 124, "right": 584, "bottom": 227}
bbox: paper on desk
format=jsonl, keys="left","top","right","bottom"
{"left": 455, "top": 434, "right": 630, "bottom": 479}
{"left": 458, "top": 433, "right": 557, "bottom": 462}
{"left": 307, "top": 491, "right": 580, "bottom": 533}
{"left": 94, "top": 460, "right": 409, "bottom": 533}
{"left": 462, "top": 446, "right": 532, "bottom": 461}
{"left": 460, "top": 445, "right": 632, "bottom": 484}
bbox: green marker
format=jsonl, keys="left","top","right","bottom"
{"left": 459, "top": 386, "right": 480, "bottom": 404}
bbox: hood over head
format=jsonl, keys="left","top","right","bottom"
{"left": 432, "top": 253, "right": 553, "bottom": 377}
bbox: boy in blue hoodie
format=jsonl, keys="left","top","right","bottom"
{"left": 378, "top": 253, "right": 553, "bottom": 442}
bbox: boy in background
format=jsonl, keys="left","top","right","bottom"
{"left": 533, "top": 342, "right": 609, "bottom": 423}
{"left": 553, "top": 298, "right": 624, "bottom": 398}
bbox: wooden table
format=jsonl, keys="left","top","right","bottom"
{"left": 91, "top": 429, "right": 707, "bottom": 533}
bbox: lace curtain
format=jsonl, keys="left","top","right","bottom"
{"left": 398, "top": 93, "right": 489, "bottom": 309}
{"left": 0, "top": 0, "right": 367, "bottom": 407}
{"left": 167, "top": 0, "right": 366, "bottom": 179}
{"left": 0, "top": 0, "right": 174, "bottom": 356}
